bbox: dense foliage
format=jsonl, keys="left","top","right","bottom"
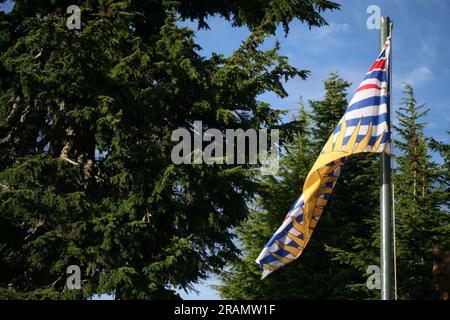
{"left": 218, "top": 78, "right": 449, "bottom": 300}
{"left": 0, "top": 0, "right": 340, "bottom": 299}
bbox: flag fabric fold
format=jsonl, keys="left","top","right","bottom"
{"left": 256, "top": 40, "right": 391, "bottom": 279}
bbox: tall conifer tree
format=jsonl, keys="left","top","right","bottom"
{"left": 0, "top": 0, "right": 339, "bottom": 299}
{"left": 219, "top": 73, "right": 382, "bottom": 299}
{"left": 393, "top": 84, "right": 449, "bottom": 299}
{"left": 330, "top": 84, "right": 449, "bottom": 300}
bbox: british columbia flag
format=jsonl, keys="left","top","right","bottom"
{"left": 256, "top": 40, "right": 391, "bottom": 279}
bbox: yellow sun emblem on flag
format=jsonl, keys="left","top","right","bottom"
{"left": 265, "top": 117, "right": 387, "bottom": 269}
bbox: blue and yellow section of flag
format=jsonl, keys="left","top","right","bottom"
{"left": 256, "top": 40, "right": 391, "bottom": 279}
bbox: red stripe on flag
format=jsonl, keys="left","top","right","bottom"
{"left": 356, "top": 84, "right": 383, "bottom": 92}
{"left": 369, "top": 59, "right": 386, "bottom": 72}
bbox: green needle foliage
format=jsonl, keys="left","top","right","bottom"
{"left": 219, "top": 73, "right": 381, "bottom": 299}
{"left": 0, "top": 0, "right": 339, "bottom": 299}
{"left": 218, "top": 79, "right": 449, "bottom": 300}
{"left": 322, "top": 84, "right": 449, "bottom": 300}
{"left": 392, "top": 84, "right": 449, "bottom": 299}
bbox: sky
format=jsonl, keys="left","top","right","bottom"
{"left": 1, "top": 0, "right": 449, "bottom": 300}
{"left": 178, "top": 0, "right": 450, "bottom": 145}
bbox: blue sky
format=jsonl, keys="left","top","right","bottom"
{"left": 179, "top": 0, "right": 450, "bottom": 145}
{"left": 2, "top": 0, "right": 449, "bottom": 300}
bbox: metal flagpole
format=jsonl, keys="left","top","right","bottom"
{"left": 379, "top": 16, "right": 393, "bottom": 300}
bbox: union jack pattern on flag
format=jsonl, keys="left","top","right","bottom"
{"left": 256, "top": 40, "right": 391, "bottom": 279}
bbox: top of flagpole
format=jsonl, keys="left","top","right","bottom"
{"left": 379, "top": 16, "right": 392, "bottom": 131}
{"left": 380, "top": 17, "right": 393, "bottom": 46}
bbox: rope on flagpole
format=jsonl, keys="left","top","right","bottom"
{"left": 389, "top": 18, "right": 397, "bottom": 299}
{"left": 392, "top": 183, "right": 398, "bottom": 300}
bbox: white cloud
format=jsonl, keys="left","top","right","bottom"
{"left": 314, "top": 23, "right": 351, "bottom": 39}
{"left": 395, "top": 66, "right": 432, "bottom": 89}
{"left": 331, "top": 22, "right": 351, "bottom": 32}
{"left": 419, "top": 40, "right": 437, "bottom": 63}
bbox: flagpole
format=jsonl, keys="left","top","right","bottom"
{"left": 379, "top": 16, "right": 393, "bottom": 300}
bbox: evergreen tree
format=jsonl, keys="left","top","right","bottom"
{"left": 312, "top": 74, "right": 381, "bottom": 299}
{"left": 429, "top": 133, "right": 450, "bottom": 223}
{"left": 393, "top": 84, "right": 449, "bottom": 299}
{"left": 219, "top": 72, "right": 382, "bottom": 299}
{"left": 329, "top": 84, "right": 449, "bottom": 300}
{"left": 311, "top": 74, "right": 381, "bottom": 299}
{"left": 309, "top": 73, "right": 351, "bottom": 152}
{"left": 218, "top": 106, "right": 317, "bottom": 299}
{"left": 0, "top": 0, "right": 339, "bottom": 299}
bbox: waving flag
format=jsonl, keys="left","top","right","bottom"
{"left": 256, "top": 40, "right": 391, "bottom": 279}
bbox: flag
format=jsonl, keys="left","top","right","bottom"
{"left": 256, "top": 40, "right": 391, "bottom": 279}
